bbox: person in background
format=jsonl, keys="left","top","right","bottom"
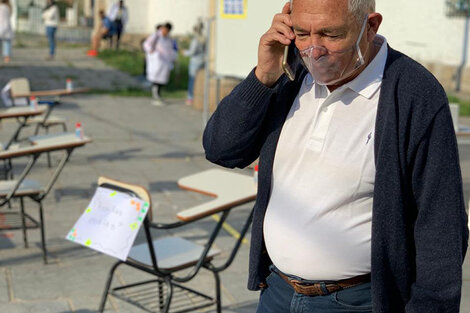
{"left": 87, "top": 10, "right": 116, "bottom": 57}
{"left": 143, "top": 22, "right": 177, "bottom": 106}
{"left": 0, "top": 0, "right": 13, "bottom": 64}
{"left": 183, "top": 22, "right": 206, "bottom": 106}
{"left": 42, "top": 0, "right": 59, "bottom": 60}
{"left": 107, "top": 0, "right": 128, "bottom": 50}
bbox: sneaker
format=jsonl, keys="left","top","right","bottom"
{"left": 87, "top": 50, "right": 98, "bottom": 57}
{"left": 152, "top": 98, "right": 165, "bottom": 106}
{"left": 45, "top": 55, "right": 54, "bottom": 61}
{"left": 185, "top": 99, "right": 193, "bottom": 106}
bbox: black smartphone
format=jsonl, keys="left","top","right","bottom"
{"left": 282, "top": 42, "right": 298, "bottom": 81}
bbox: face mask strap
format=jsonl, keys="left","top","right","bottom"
{"left": 355, "top": 14, "right": 369, "bottom": 65}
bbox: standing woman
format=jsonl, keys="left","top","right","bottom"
{"left": 42, "top": 0, "right": 59, "bottom": 60}
{"left": 143, "top": 23, "right": 177, "bottom": 106}
{"left": 183, "top": 22, "right": 206, "bottom": 106}
{"left": 0, "top": 0, "right": 13, "bottom": 64}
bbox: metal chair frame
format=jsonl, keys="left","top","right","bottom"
{"left": 0, "top": 147, "right": 77, "bottom": 263}
{"left": 98, "top": 180, "right": 254, "bottom": 313}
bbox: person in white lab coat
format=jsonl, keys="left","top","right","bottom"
{"left": 0, "top": 0, "right": 13, "bottom": 64}
{"left": 143, "top": 23, "right": 177, "bottom": 106}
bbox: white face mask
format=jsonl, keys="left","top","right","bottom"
{"left": 299, "top": 15, "right": 369, "bottom": 86}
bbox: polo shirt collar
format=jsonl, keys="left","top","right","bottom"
{"left": 345, "top": 35, "right": 388, "bottom": 99}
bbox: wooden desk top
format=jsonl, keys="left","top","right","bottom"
{"left": 176, "top": 169, "right": 257, "bottom": 222}
{"left": 12, "top": 88, "right": 91, "bottom": 98}
{"left": 29, "top": 132, "right": 91, "bottom": 146}
{"left": 0, "top": 133, "right": 92, "bottom": 159}
{"left": 0, "top": 105, "right": 47, "bottom": 119}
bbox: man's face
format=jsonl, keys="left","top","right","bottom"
{"left": 291, "top": 0, "right": 367, "bottom": 62}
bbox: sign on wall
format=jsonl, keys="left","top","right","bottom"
{"left": 220, "top": 0, "right": 247, "bottom": 19}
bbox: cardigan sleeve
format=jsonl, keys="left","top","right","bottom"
{"left": 406, "top": 103, "right": 468, "bottom": 312}
{"left": 202, "top": 69, "right": 277, "bottom": 169}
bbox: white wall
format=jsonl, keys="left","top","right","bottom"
{"left": 146, "top": 0, "right": 209, "bottom": 35}
{"left": 114, "top": 0, "right": 209, "bottom": 35}
{"left": 215, "top": 0, "right": 286, "bottom": 79}
{"left": 376, "top": 0, "right": 467, "bottom": 67}
{"left": 214, "top": 0, "right": 470, "bottom": 78}
{"left": 10, "top": 0, "right": 17, "bottom": 31}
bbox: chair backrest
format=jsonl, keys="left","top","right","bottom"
{"left": 9, "top": 78, "right": 31, "bottom": 97}
{"left": 97, "top": 176, "right": 153, "bottom": 221}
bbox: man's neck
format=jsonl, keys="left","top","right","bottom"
{"left": 327, "top": 36, "right": 382, "bottom": 92}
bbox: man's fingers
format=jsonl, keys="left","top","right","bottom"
{"left": 270, "top": 22, "right": 295, "bottom": 40}
{"left": 282, "top": 1, "right": 291, "bottom": 15}
{"left": 272, "top": 12, "right": 293, "bottom": 28}
{"left": 261, "top": 32, "right": 291, "bottom": 47}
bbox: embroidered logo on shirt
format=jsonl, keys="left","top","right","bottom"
{"left": 366, "top": 132, "right": 372, "bottom": 145}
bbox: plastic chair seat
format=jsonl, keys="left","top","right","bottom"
{"left": 0, "top": 179, "right": 43, "bottom": 197}
{"left": 128, "top": 237, "right": 220, "bottom": 272}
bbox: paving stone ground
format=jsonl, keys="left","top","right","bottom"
{"left": 0, "top": 42, "right": 469, "bottom": 312}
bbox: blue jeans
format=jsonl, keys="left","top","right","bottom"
{"left": 1, "top": 39, "right": 11, "bottom": 57}
{"left": 256, "top": 267, "right": 372, "bottom": 313}
{"left": 187, "top": 75, "right": 195, "bottom": 100}
{"left": 46, "top": 26, "right": 57, "bottom": 56}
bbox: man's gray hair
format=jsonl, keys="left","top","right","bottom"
{"left": 349, "top": 0, "right": 375, "bottom": 22}
{"left": 291, "top": 0, "right": 375, "bottom": 23}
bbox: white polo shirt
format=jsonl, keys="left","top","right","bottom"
{"left": 263, "top": 36, "right": 388, "bottom": 281}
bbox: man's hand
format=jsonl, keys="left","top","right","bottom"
{"left": 255, "top": 2, "right": 295, "bottom": 87}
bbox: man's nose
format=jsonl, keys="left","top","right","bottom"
{"left": 311, "top": 46, "right": 328, "bottom": 60}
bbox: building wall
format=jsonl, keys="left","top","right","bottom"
{"left": 377, "top": 0, "right": 466, "bottom": 67}
{"left": 376, "top": 0, "right": 469, "bottom": 92}
{"left": 146, "top": 0, "right": 209, "bottom": 35}
{"left": 104, "top": 0, "right": 209, "bottom": 36}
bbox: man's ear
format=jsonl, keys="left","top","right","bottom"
{"left": 367, "top": 13, "right": 383, "bottom": 41}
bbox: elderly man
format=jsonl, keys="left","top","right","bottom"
{"left": 203, "top": 0, "right": 469, "bottom": 312}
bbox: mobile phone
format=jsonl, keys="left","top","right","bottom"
{"left": 282, "top": 0, "right": 296, "bottom": 81}
{"left": 282, "top": 42, "right": 297, "bottom": 81}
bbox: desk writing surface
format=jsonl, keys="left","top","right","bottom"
{"left": 0, "top": 134, "right": 91, "bottom": 159}
{"left": 12, "top": 88, "right": 91, "bottom": 98}
{"left": 29, "top": 133, "right": 91, "bottom": 146}
{"left": 0, "top": 105, "right": 47, "bottom": 119}
{"left": 176, "top": 169, "right": 256, "bottom": 221}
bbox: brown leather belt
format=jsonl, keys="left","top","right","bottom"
{"left": 277, "top": 272, "right": 371, "bottom": 296}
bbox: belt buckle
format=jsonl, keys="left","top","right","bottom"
{"left": 290, "top": 280, "right": 325, "bottom": 296}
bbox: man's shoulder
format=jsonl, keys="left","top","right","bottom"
{"left": 385, "top": 47, "right": 444, "bottom": 90}
{"left": 384, "top": 47, "right": 447, "bottom": 105}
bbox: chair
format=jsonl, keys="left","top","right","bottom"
{"left": 9, "top": 78, "right": 67, "bottom": 135}
{"left": 98, "top": 172, "right": 256, "bottom": 313}
{"left": 0, "top": 133, "right": 91, "bottom": 263}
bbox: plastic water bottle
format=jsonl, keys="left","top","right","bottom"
{"left": 253, "top": 164, "right": 259, "bottom": 187}
{"left": 75, "top": 122, "right": 83, "bottom": 139}
{"left": 66, "top": 78, "right": 74, "bottom": 92}
{"left": 29, "top": 96, "right": 38, "bottom": 110}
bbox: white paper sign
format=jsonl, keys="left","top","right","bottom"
{"left": 66, "top": 186, "right": 150, "bottom": 260}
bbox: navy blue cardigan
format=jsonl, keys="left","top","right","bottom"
{"left": 203, "top": 47, "right": 469, "bottom": 312}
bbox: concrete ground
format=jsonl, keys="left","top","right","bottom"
{"left": 0, "top": 44, "right": 469, "bottom": 312}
